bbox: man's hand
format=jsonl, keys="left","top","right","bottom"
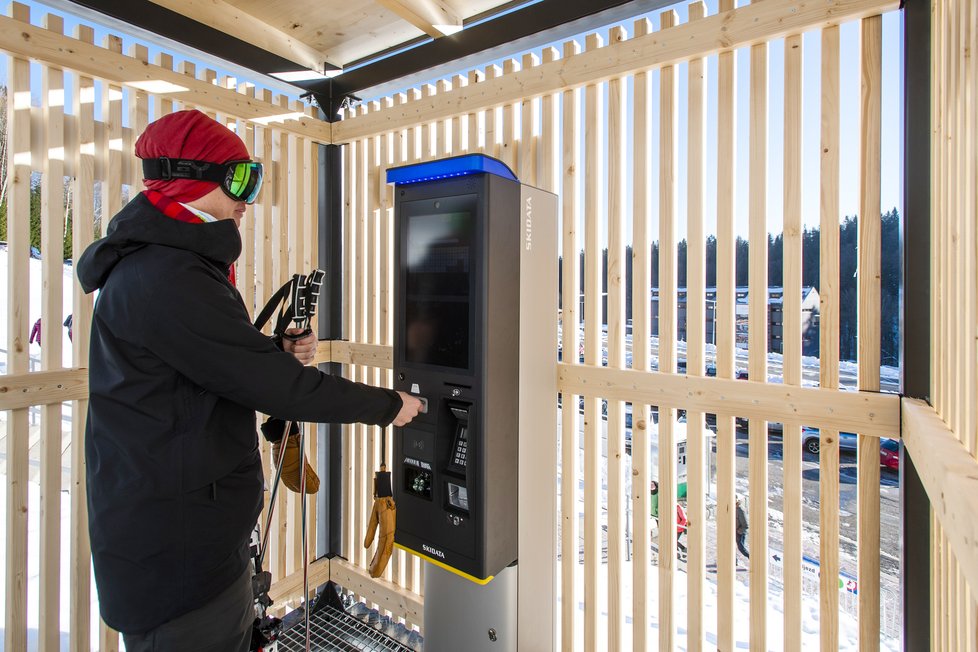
{"left": 282, "top": 327, "right": 317, "bottom": 365}
{"left": 393, "top": 391, "right": 424, "bottom": 427}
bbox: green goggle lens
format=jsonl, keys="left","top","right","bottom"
{"left": 224, "top": 161, "right": 264, "bottom": 204}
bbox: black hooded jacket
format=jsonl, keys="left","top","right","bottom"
{"left": 77, "top": 194, "right": 402, "bottom": 634}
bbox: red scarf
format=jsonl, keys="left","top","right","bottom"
{"left": 142, "top": 189, "right": 236, "bottom": 287}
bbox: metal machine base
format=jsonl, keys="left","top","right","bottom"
{"left": 422, "top": 562, "right": 517, "bottom": 652}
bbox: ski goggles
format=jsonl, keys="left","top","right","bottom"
{"left": 142, "top": 157, "right": 264, "bottom": 204}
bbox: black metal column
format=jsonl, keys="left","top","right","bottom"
{"left": 317, "top": 141, "right": 346, "bottom": 558}
{"left": 901, "top": 0, "right": 931, "bottom": 647}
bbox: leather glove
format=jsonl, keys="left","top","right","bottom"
{"left": 267, "top": 422, "right": 320, "bottom": 494}
{"left": 364, "top": 496, "right": 397, "bottom": 578}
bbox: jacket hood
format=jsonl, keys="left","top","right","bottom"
{"left": 76, "top": 193, "right": 241, "bottom": 293}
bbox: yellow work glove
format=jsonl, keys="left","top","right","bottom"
{"left": 270, "top": 429, "right": 320, "bottom": 494}
{"left": 364, "top": 496, "right": 396, "bottom": 578}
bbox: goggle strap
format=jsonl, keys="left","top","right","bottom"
{"left": 142, "top": 157, "right": 228, "bottom": 184}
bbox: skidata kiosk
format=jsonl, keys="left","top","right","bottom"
{"left": 387, "top": 154, "right": 557, "bottom": 651}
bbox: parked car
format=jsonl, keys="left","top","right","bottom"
{"left": 802, "top": 428, "right": 900, "bottom": 468}
{"left": 880, "top": 438, "right": 900, "bottom": 470}
{"left": 802, "top": 427, "right": 858, "bottom": 455}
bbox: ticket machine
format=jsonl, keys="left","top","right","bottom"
{"left": 387, "top": 154, "right": 556, "bottom": 587}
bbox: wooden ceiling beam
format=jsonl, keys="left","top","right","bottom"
{"left": 147, "top": 0, "right": 333, "bottom": 72}
{"left": 373, "top": 0, "right": 462, "bottom": 38}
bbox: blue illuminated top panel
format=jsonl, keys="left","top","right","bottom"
{"left": 386, "top": 154, "right": 517, "bottom": 185}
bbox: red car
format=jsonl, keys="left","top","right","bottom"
{"left": 879, "top": 438, "right": 900, "bottom": 470}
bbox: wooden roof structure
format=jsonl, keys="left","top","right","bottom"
{"left": 64, "top": 0, "right": 664, "bottom": 116}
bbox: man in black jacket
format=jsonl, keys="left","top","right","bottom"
{"left": 77, "top": 109, "right": 422, "bottom": 650}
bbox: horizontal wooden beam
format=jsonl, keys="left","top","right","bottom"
{"left": 147, "top": 0, "right": 332, "bottom": 73}
{"left": 0, "top": 15, "right": 332, "bottom": 143}
{"left": 328, "top": 557, "right": 424, "bottom": 624}
{"left": 328, "top": 341, "right": 393, "bottom": 369}
{"left": 267, "top": 556, "right": 331, "bottom": 607}
{"left": 373, "top": 0, "right": 462, "bottom": 38}
{"left": 902, "top": 398, "right": 978, "bottom": 600}
{"left": 332, "top": 0, "right": 897, "bottom": 143}
{"left": 558, "top": 363, "right": 900, "bottom": 437}
{"left": 0, "top": 370, "right": 88, "bottom": 410}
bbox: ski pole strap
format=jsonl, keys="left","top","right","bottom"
{"left": 253, "top": 269, "right": 326, "bottom": 339}
{"left": 253, "top": 277, "right": 295, "bottom": 333}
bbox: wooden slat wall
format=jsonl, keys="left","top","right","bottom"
{"left": 0, "top": 0, "right": 914, "bottom": 647}
{"left": 0, "top": 3, "right": 330, "bottom": 645}
{"left": 925, "top": 0, "right": 978, "bottom": 644}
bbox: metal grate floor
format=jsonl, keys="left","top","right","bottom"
{"left": 275, "top": 604, "right": 414, "bottom": 652}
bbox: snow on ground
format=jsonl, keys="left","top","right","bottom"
{"left": 558, "top": 552, "right": 902, "bottom": 652}
{"left": 0, "top": 478, "right": 102, "bottom": 651}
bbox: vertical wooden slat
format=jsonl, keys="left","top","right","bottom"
{"left": 501, "top": 59, "right": 518, "bottom": 171}
{"left": 451, "top": 76, "right": 464, "bottom": 156}
{"left": 436, "top": 80, "right": 451, "bottom": 157}
{"left": 559, "top": 38, "right": 582, "bottom": 652}
{"left": 630, "top": 19, "right": 652, "bottom": 652}
{"left": 70, "top": 24, "right": 97, "bottom": 652}
{"left": 466, "top": 70, "right": 481, "bottom": 153}
{"left": 238, "top": 88, "right": 256, "bottom": 321}
{"left": 343, "top": 140, "right": 357, "bottom": 563}
{"left": 484, "top": 66, "right": 501, "bottom": 159}
{"left": 103, "top": 35, "right": 124, "bottom": 227}
{"left": 5, "top": 4, "right": 31, "bottom": 650}
{"left": 379, "top": 126, "right": 394, "bottom": 583}
{"left": 40, "top": 16, "right": 66, "bottom": 651}
{"left": 582, "top": 30, "right": 604, "bottom": 652}
{"left": 537, "top": 47, "right": 559, "bottom": 193}
{"left": 255, "top": 90, "right": 276, "bottom": 576}
{"left": 420, "top": 84, "right": 434, "bottom": 161}
{"left": 968, "top": 0, "right": 978, "bottom": 460}
{"left": 857, "top": 14, "right": 883, "bottom": 652}
{"left": 658, "top": 12, "right": 679, "bottom": 652}
{"left": 128, "top": 45, "right": 149, "bottom": 191}
{"left": 714, "top": 0, "right": 738, "bottom": 646}
{"left": 819, "top": 24, "right": 842, "bottom": 652}
{"left": 747, "top": 23, "right": 770, "bottom": 652}
{"left": 782, "top": 29, "right": 805, "bottom": 652}
{"left": 153, "top": 53, "right": 175, "bottom": 118}
{"left": 355, "top": 130, "right": 369, "bottom": 572}
{"left": 366, "top": 132, "right": 380, "bottom": 581}
{"left": 605, "top": 27, "right": 626, "bottom": 650}
{"left": 520, "top": 53, "right": 539, "bottom": 185}
{"left": 685, "top": 6, "right": 708, "bottom": 650}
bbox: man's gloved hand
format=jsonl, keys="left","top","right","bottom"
{"left": 262, "top": 418, "right": 320, "bottom": 494}
{"left": 364, "top": 496, "right": 396, "bottom": 578}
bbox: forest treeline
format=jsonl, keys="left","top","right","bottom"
{"left": 563, "top": 209, "right": 902, "bottom": 365}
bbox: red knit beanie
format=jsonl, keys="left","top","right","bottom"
{"left": 135, "top": 109, "right": 250, "bottom": 203}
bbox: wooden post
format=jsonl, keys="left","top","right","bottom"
{"left": 69, "top": 23, "right": 97, "bottom": 652}
{"left": 857, "top": 14, "right": 883, "bottom": 652}
{"left": 819, "top": 24, "right": 842, "bottom": 652}
{"left": 582, "top": 31, "right": 604, "bottom": 652}
{"left": 658, "top": 12, "right": 680, "bottom": 652}
{"left": 685, "top": 5, "right": 708, "bottom": 649}
{"left": 630, "top": 18, "right": 653, "bottom": 652}
{"left": 714, "top": 0, "right": 738, "bottom": 646}
{"left": 605, "top": 26, "right": 627, "bottom": 650}
{"left": 39, "top": 15, "right": 66, "bottom": 651}
{"left": 559, "top": 38, "right": 582, "bottom": 652}
{"left": 747, "top": 20, "right": 769, "bottom": 652}
{"left": 782, "top": 28, "right": 805, "bottom": 652}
